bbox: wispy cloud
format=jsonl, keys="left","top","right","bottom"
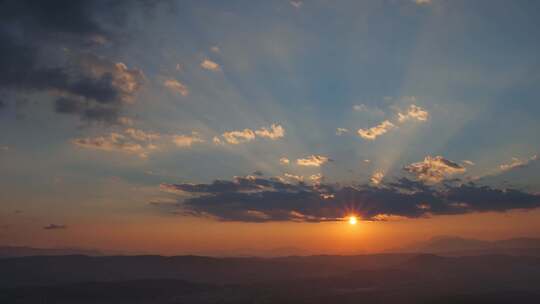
{"left": 290, "top": 1, "right": 303, "bottom": 8}
{"left": 280, "top": 157, "right": 290, "bottom": 165}
{"left": 200, "top": 59, "right": 221, "bottom": 71}
{"left": 172, "top": 133, "right": 204, "bottom": 148}
{"left": 220, "top": 124, "right": 285, "bottom": 144}
{"left": 297, "top": 155, "right": 329, "bottom": 167}
{"left": 357, "top": 120, "right": 396, "bottom": 140}
{"left": 499, "top": 155, "right": 538, "bottom": 172}
{"left": 414, "top": 0, "right": 432, "bottom": 5}
{"left": 254, "top": 124, "right": 285, "bottom": 140}
{"left": 222, "top": 129, "right": 256, "bottom": 144}
{"left": 404, "top": 156, "right": 466, "bottom": 183}
{"left": 72, "top": 133, "right": 148, "bottom": 158}
{"left": 164, "top": 79, "right": 189, "bottom": 96}
{"left": 336, "top": 128, "right": 349, "bottom": 136}
{"left": 397, "top": 104, "right": 429, "bottom": 123}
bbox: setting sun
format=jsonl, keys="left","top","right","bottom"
{"left": 348, "top": 216, "right": 358, "bottom": 225}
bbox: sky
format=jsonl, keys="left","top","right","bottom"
{"left": 1, "top": 0, "right": 540, "bottom": 256}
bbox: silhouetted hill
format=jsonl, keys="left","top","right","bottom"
{"left": 2, "top": 253, "right": 540, "bottom": 303}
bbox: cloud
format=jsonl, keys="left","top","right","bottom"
{"left": 155, "top": 176, "right": 540, "bottom": 222}
{"left": 72, "top": 132, "right": 148, "bottom": 158}
{"left": 414, "top": 0, "right": 432, "bottom": 5}
{"left": 200, "top": 59, "right": 221, "bottom": 71}
{"left": 370, "top": 170, "right": 385, "bottom": 185}
{"left": 0, "top": 1, "right": 148, "bottom": 124}
{"left": 222, "top": 129, "right": 256, "bottom": 144}
{"left": 404, "top": 156, "right": 466, "bottom": 183}
{"left": 290, "top": 1, "right": 303, "bottom": 8}
{"left": 284, "top": 173, "right": 304, "bottom": 182}
{"left": 462, "top": 160, "right": 475, "bottom": 166}
{"left": 164, "top": 79, "right": 189, "bottom": 96}
{"left": 297, "top": 155, "right": 330, "bottom": 167}
{"left": 210, "top": 46, "right": 220, "bottom": 53}
{"left": 280, "top": 157, "right": 290, "bottom": 165}
{"left": 336, "top": 128, "right": 349, "bottom": 136}
{"left": 499, "top": 155, "right": 538, "bottom": 172}
{"left": 357, "top": 120, "right": 396, "bottom": 140}
{"left": 397, "top": 104, "right": 429, "bottom": 123}
{"left": 219, "top": 124, "right": 285, "bottom": 144}
{"left": 172, "top": 133, "right": 204, "bottom": 148}
{"left": 43, "top": 224, "right": 67, "bottom": 230}
{"left": 125, "top": 128, "right": 160, "bottom": 142}
{"left": 255, "top": 124, "right": 285, "bottom": 140}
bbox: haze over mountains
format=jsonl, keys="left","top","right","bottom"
{"left": 2, "top": 252, "right": 540, "bottom": 303}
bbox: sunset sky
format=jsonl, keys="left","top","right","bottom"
{"left": 1, "top": 0, "right": 540, "bottom": 256}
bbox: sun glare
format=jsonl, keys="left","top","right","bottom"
{"left": 348, "top": 216, "right": 357, "bottom": 225}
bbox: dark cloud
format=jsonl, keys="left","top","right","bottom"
{"left": 0, "top": 0, "right": 147, "bottom": 123}
{"left": 43, "top": 224, "right": 67, "bottom": 230}
{"left": 157, "top": 176, "right": 540, "bottom": 223}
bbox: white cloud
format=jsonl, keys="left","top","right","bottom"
{"left": 336, "top": 128, "right": 349, "bottom": 136}
{"left": 172, "top": 133, "right": 204, "bottom": 148}
{"left": 201, "top": 59, "right": 221, "bottom": 71}
{"left": 397, "top": 104, "right": 429, "bottom": 123}
{"left": 357, "top": 120, "right": 396, "bottom": 140}
{"left": 370, "top": 170, "right": 385, "bottom": 185}
{"left": 280, "top": 157, "right": 290, "bottom": 165}
{"left": 222, "top": 129, "right": 256, "bottom": 144}
{"left": 404, "top": 156, "right": 466, "bottom": 183}
{"left": 164, "top": 79, "right": 189, "bottom": 96}
{"left": 297, "top": 155, "right": 329, "bottom": 167}
{"left": 255, "top": 124, "right": 285, "bottom": 140}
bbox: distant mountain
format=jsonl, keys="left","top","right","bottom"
{"left": 2, "top": 253, "right": 540, "bottom": 303}
{"left": 394, "top": 236, "right": 540, "bottom": 256}
{"left": 0, "top": 246, "right": 104, "bottom": 258}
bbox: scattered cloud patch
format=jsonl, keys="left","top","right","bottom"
{"left": 404, "top": 156, "right": 466, "bottom": 183}
{"left": 164, "top": 79, "right": 189, "bottom": 96}
{"left": 357, "top": 120, "right": 395, "bottom": 140}
{"left": 370, "top": 170, "right": 385, "bottom": 185}
{"left": 297, "top": 155, "right": 329, "bottom": 167}
{"left": 500, "top": 155, "right": 538, "bottom": 172}
{"left": 397, "top": 104, "right": 429, "bottom": 123}
{"left": 462, "top": 160, "right": 475, "bottom": 166}
{"left": 219, "top": 124, "right": 285, "bottom": 144}
{"left": 414, "top": 0, "right": 432, "bottom": 5}
{"left": 222, "top": 129, "right": 256, "bottom": 144}
{"left": 280, "top": 157, "right": 290, "bottom": 165}
{"left": 172, "top": 133, "right": 204, "bottom": 148}
{"left": 336, "top": 128, "right": 349, "bottom": 136}
{"left": 200, "top": 59, "right": 221, "bottom": 71}
{"left": 255, "top": 124, "right": 285, "bottom": 140}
